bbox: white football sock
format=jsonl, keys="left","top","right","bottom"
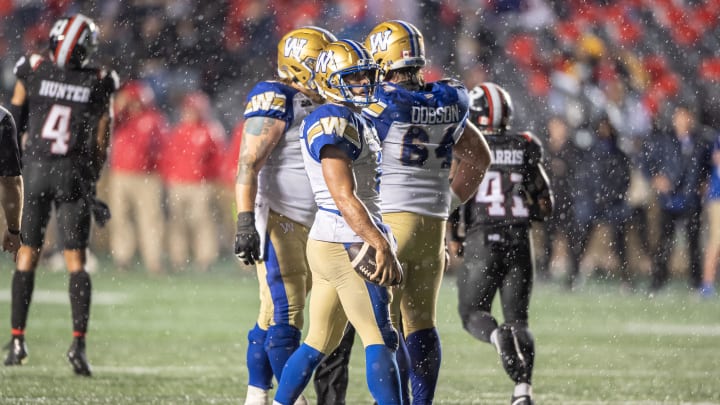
{"left": 244, "top": 385, "right": 269, "bottom": 405}
{"left": 514, "top": 382, "right": 532, "bottom": 397}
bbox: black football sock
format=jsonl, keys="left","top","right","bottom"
{"left": 69, "top": 270, "right": 92, "bottom": 336}
{"left": 11, "top": 270, "right": 35, "bottom": 334}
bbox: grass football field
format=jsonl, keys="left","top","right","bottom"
{"left": 0, "top": 256, "right": 719, "bottom": 404}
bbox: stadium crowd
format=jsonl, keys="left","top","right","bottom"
{"left": 1, "top": 0, "right": 720, "bottom": 296}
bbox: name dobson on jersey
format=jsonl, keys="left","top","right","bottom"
{"left": 411, "top": 104, "right": 460, "bottom": 124}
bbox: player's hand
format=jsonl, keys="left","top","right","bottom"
{"left": 235, "top": 212, "right": 260, "bottom": 266}
{"left": 371, "top": 243, "right": 403, "bottom": 287}
{"left": 2, "top": 229, "right": 21, "bottom": 260}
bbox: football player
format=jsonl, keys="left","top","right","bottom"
{"left": 233, "top": 26, "right": 336, "bottom": 405}
{"left": 272, "top": 39, "right": 403, "bottom": 405}
{"left": 3, "top": 13, "right": 118, "bottom": 377}
{"left": 314, "top": 20, "right": 491, "bottom": 405}
{"left": 456, "top": 83, "right": 554, "bottom": 405}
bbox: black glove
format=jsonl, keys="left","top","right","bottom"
{"left": 235, "top": 212, "right": 260, "bottom": 265}
{"left": 91, "top": 198, "right": 112, "bottom": 227}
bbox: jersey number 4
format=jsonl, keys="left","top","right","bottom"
{"left": 475, "top": 171, "right": 529, "bottom": 217}
{"left": 41, "top": 104, "right": 72, "bottom": 155}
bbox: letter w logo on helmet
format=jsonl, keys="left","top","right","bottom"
{"left": 283, "top": 37, "right": 308, "bottom": 59}
{"left": 368, "top": 30, "right": 392, "bottom": 54}
{"left": 316, "top": 50, "right": 334, "bottom": 73}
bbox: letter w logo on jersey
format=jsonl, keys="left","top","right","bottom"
{"left": 244, "top": 91, "right": 286, "bottom": 114}
{"left": 284, "top": 37, "right": 308, "bottom": 59}
{"left": 368, "top": 30, "right": 392, "bottom": 54}
{"left": 319, "top": 117, "right": 361, "bottom": 148}
{"left": 316, "top": 50, "right": 335, "bottom": 73}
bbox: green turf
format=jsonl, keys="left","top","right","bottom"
{"left": 0, "top": 256, "right": 719, "bottom": 404}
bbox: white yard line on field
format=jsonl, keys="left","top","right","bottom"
{"left": 624, "top": 322, "right": 720, "bottom": 336}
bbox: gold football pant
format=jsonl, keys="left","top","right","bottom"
{"left": 255, "top": 211, "right": 312, "bottom": 330}
{"left": 304, "top": 239, "right": 397, "bottom": 353}
{"left": 384, "top": 212, "right": 446, "bottom": 336}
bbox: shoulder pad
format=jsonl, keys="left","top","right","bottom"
{"left": 362, "top": 101, "right": 388, "bottom": 118}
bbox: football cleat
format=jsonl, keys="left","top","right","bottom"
{"left": 67, "top": 338, "right": 92, "bottom": 377}
{"left": 4, "top": 336, "right": 28, "bottom": 366}
{"left": 511, "top": 395, "right": 535, "bottom": 405}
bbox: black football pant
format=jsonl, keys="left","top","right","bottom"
{"left": 313, "top": 323, "right": 356, "bottom": 405}
{"left": 457, "top": 226, "right": 533, "bottom": 343}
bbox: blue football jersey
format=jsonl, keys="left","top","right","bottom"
{"left": 363, "top": 80, "right": 469, "bottom": 219}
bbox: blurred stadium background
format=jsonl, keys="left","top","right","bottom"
{"left": 1, "top": 1, "right": 720, "bottom": 403}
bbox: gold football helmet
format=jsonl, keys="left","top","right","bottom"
{"left": 277, "top": 26, "right": 337, "bottom": 91}
{"left": 364, "top": 20, "right": 426, "bottom": 77}
{"left": 313, "top": 39, "right": 379, "bottom": 106}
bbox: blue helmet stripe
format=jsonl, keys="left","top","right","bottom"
{"left": 340, "top": 39, "right": 370, "bottom": 60}
{"left": 393, "top": 20, "right": 419, "bottom": 57}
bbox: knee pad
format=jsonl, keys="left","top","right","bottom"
{"left": 248, "top": 324, "right": 268, "bottom": 344}
{"left": 462, "top": 311, "right": 498, "bottom": 343}
{"left": 264, "top": 324, "right": 301, "bottom": 351}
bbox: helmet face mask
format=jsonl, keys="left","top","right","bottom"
{"left": 364, "top": 20, "right": 426, "bottom": 80}
{"left": 277, "top": 26, "right": 337, "bottom": 91}
{"left": 468, "top": 83, "right": 514, "bottom": 134}
{"left": 314, "top": 40, "right": 380, "bottom": 106}
{"left": 49, "top": 14, "right": 98, "bottom": 68}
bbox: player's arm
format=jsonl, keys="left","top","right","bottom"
{"left": 9, "top": 81, "right": 28, "bottom": 143}
{"left": 450, "top": 121, "right": 491, "bottom": 204}
{"left": 321, "top": 145, "right": 401, "bottom": 286}
{"left": 93, "top": 111, "right": 112, "bottom": 179}
{"left": 234, "top": 116, "right": 286, "bottom": 211}
{"left": 233, "top": 116, "right": 285, "bottom": 265}
{"left": 526, "top": 163, "right": 554, "bottom": 222}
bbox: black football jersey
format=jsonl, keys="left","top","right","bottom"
{"left": 465, "top": 131, "right": 544, "bottom": 230}
{"left": 14, "top": 54, "right": 118, "bottom": 161}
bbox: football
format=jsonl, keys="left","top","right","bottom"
{"left": 346, "top": 242, "right": 403, "bottom": 286}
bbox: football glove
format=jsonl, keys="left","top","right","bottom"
{"left": 91, "top": 198, "right": 112, "bottom": 227}
{"left": 235, "top": 212, "right": 260, "bottom": 265}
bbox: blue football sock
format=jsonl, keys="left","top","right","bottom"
{"left": 365, "top": 344, "right": 402, "bottom": 405}
{"left": 406, "top": 328, "right": 442, "bottom": 404}
{"left": 396, "top": 333, "right": 411, "bottom": 404}
{"left": 265, "top": 324, "right": 302, "bottom": 381}
{"left": 247, "top": 324, "right": 273, "bottom": 389}
{"left": 274, "top": 343, "right": 324, "bottom": 405}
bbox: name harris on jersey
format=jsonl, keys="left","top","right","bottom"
{"left": 491, "top": 149, "right": 524, "bottom": 165}
{"left": 38, "top": 80, "right": 91, "bottom": 103}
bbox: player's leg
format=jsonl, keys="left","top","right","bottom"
{"left": 244, "top": 262, "right": 274, "bottom": 405}
{"left": 457, "top": 230, "right": 503, "bottom": 343}
{"left": 701, "top": 200, "right": 720, "bottom": 296}
{"left": 57, "top": 195, "right": 93, "bottom": 377}
{"left": 329, "top": 240, "right": 401, "bottom": 405}
{"left": 262, "top": 213, "right": 310, "bottom": 382}
{"left": 499, "top": 232, "right": 535, "bottom": 404}
{"left": 5, "top": 162, "right": 53, "bottom": 366}
{"left": 387, "top": 212, "right": 445, "bottom": 405}
{"left": 274, "top": 239, "right": 349, "bottom": 405}
{"left": 686, "top": 210, "right": 703, "bottom": 290}
{"left": 313, "top": 323, "right": 356, "bottom": 405}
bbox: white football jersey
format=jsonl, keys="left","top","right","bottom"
{"left": 244, "top": 81, "right": 318, "bottom": 227}
{"left": 363, "top": 80, "right": 469, "bottom": 219}
{"left": 300, "top": 103, "right": 383, "bottom": 243}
